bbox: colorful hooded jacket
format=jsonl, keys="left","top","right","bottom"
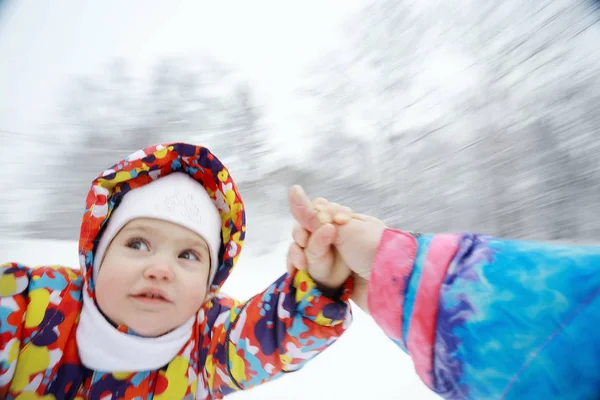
{"left": 368, "top": 229, "right": 600, "bottom": 399}
{"left": 0, "top": 143, "right": 353, "bottom": 399}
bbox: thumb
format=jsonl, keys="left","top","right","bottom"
{"left": 304, "top": 223, "right": 336, "bottom": 266}
{"left": 304, "top": 223, "right": 344, "bottom": 288}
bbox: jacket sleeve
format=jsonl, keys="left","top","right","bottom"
{"left": 0, "top": 262, "right": 81, "bottom": 397}
{"left": 199, "top": 269, "right": 353, "bottom": 398}
{"left": 367, "top": 229, "right": 600, "bottom": 400}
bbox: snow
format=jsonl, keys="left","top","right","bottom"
{"left": 0, "top": 237, "right": 439, "bottom": 399}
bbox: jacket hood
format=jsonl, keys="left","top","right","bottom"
{"left": 78, "top": 142, "right": 246, "bottom": 301}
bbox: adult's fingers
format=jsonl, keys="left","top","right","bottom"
{"left": 322, "top": 202, "right": 353, "bottom": 224}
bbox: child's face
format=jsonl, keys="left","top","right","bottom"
{"left": 95, "top": 217, "right": 212, "bottom": 337}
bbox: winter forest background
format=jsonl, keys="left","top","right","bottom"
{"left": 2, "top": 0, "right": 600, "bottom": 252}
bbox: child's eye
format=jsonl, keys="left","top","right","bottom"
{"left": 179, "top": 250, "right": 201, "bottom": 261}
{"left": 126, "top": 238, "right": 150, "bottom": 252}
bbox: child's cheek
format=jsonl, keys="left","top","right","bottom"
{"left": 184, "top": 284, "right": 207, "bottom": 311}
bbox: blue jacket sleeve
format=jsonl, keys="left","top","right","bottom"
{"left": 367, "top": 229, "right": 600, "bottom": 399}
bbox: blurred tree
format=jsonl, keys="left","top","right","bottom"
{"left": 25, "top": 57, "right": 237, "bottom": 240}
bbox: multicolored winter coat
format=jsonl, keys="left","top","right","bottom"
{"left": 369, "top": 229, "right": 600, "bottom": 399}
{"left": 0, "top": 143, "right": 353, "bottom": 399}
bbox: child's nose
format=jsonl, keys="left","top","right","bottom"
{"left": 143, "top": 260, "right": 175, "bottom": 282}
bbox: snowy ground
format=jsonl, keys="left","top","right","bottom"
{"left": 1, "top": 237, "right": 439, "bottom": 400}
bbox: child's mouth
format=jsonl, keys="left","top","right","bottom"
{"left": 131, "top": 292, "right": 170, "bottom": 304}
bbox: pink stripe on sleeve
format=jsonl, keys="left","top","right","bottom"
{"left": 368, "top": 229, "right": 418, "bottom": 345}
{"left": 406, "top": 234, "right": 460, "bottom": 387}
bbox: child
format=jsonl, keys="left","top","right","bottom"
{"left": 288, "top": 185, "right": 600, "bottom": 400}
{"left": 0, "top": 143, "right": 353, "bottom": 399}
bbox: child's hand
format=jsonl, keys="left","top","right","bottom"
{"left": 288, "top": 185, "right": 386, "bottom": 280}
{"left": 287, "top": 185, "right": 387, "bottom": 313}
{"left": 286, "top": 196, "right": 353, "bottom": 292}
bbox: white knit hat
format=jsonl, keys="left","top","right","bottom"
{"left": 92, "top": 173, "right": 222, "bottom": 287}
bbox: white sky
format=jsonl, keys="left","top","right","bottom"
{"left": 0, "top": 0, "right": 367, "bottom": 153}
{"left": 0, "top": 0, "right": 481, "bottom": 227}
{"left": 0, "top": 0, "right": 371, "bottom": 227}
